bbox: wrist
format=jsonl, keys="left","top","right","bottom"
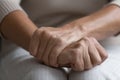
{"left": 0, "top": 10, "right": 38, "bottom": 51}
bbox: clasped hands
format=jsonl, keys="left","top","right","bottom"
{"left": 29, "top": 25, "right": 108, "bottom": 71}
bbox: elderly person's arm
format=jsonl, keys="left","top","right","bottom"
{"left": 63, "top": 4, "right": 120, "bottom": 41}
{"left": 0, "top": 0, "right": 37, "bottom": 50}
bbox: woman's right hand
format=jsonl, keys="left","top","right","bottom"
{"left": 29, "top": 26, "right": 85, "bottom": 67}
{"left": 58, "top": 37, "right": 108, "bottom": 71}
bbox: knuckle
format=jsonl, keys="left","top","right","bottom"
{"left": 54, "top": 49, "right": 59, "bottom": 54}
{"left": 51, "top": 36, "right": 66, "bottom": 47}
{"left": 80, "top": 41, "right": 86, "bottom": 48}
{"left": 56, "top": 38, "right": 65, "bottom": 47}
{"left": 51, "top": 34, "right": 58, "bottom": 39}
{"left": 90, "top": 37, "right": 96, "bottom": 41}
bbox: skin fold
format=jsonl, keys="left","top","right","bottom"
{"left": 0, "top": 5, "right": 120, "bottom": 71}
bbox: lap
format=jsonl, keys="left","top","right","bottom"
{"left": 1, "top": 36, "right": 120, "bottom": 80}
{"left": 69, "top": 48, "right": 120, "bottom": 80}
{"left": 0, "top": 47, "right": 67, "bottom": 80}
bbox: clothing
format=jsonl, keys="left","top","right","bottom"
{"left": 0, "top": 0, "right": 120, "bottom": 80}
{"left": 0, "top": 48, "right": 67, "bottom": 80}
{"left": 0, "top": 0, "right": 120, "bottom": 25}
{"left": 0, "top": 0, "right": 23, "bottom": 23}
{"left": 0, "top": 0, "right": 120, "bottom": 24}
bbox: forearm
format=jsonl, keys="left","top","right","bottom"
{"left": 0, "top": 10, "right": 38, "bottom": 51}
{"left": 66, "top": 5, "right": 120, "bottom": 40}
{"left": 82, "top": 5, "right": 120, "bottom": 40}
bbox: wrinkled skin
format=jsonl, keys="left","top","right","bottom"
{"left": 29, "top": 26, "right": 85, "bottom": 67}
{"left": 58, "top": 37, "right": 108, "bottom": 71}
{"left": 29, "top": 26, "right": 108, "bottom": 71}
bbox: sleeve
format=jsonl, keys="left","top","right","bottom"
{"left": 0, "top": 0, "right": 26, "bottom": 23}
{"left": 109, "top": 0, "right": 120, "bottom": 7}
{"left": 0, "top": 0, "right": 26, "bottom": 38}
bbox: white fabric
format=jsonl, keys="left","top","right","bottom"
{"left": 0, "top": 35, "right": 120, "bottom": 80}
{"left": 0, "top": 47, "right": 67, "bottom": 80}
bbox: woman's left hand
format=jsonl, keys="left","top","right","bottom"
{"left": 58, "top": 37, "right": 108, "bottom": 71}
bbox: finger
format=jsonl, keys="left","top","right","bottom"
{"left": 35, "top": 30, "right": 44, "bottom": 61}
{"left": 91, "top": 38, "right": 108, "bottom": 62}
{"left": 58, "top": 50, "right": 71, "bottom": 66}
{"left": 42, "top": 35, "right": 55, "bottom": 65}
{"left": 29, "top": 29, "right": 42, "bottom": 56}
{"left": 36, "top": 30, "right": 50, "bottom": 62}
{"left": 88, "top": 38, "right": 102, "bottom": 66}
{"left": 58, "top": 40, "right": 82, "bottom": 67}
{"left": 71, "top": 46, "right": 84, "bottom": 71}
{"left": 49, "top": 38, "right": 66, "bottom": 67}
{"left": 81, "top": 39, "right": 93, "bottom": 70}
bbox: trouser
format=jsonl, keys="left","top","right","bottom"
{"left": 0, "top": 36, "right": 120, "bottom": 80}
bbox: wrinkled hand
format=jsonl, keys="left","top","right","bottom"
{"left": 29, "top": 26, "right": 85, "bottom": 67}
{"left": 58, "top": 37, "right": 108, "bottom": 71}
